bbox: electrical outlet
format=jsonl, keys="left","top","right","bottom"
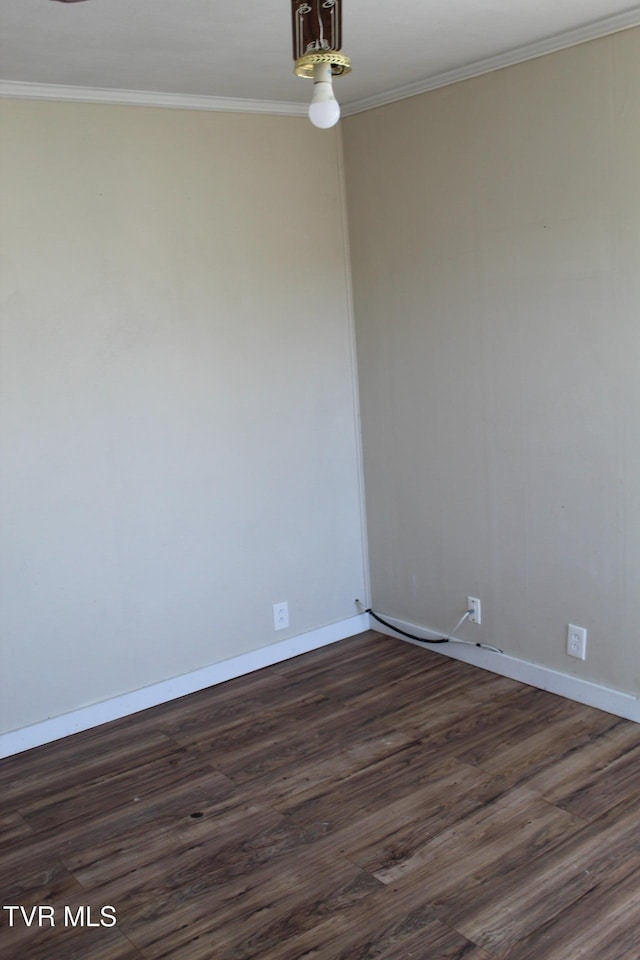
{"left": 273, "top": 601, "right": 289, "bottom": 631}
{"left": 467, "top": 597, "right": 481, "bottom": 624}
{"left": 567, "top": 624, "right": 587, "bottom": 660}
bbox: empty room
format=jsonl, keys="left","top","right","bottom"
{"left": 2, "top": 1, "right": 640, "bottom": 958}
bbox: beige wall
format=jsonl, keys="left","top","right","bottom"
{"left": 0, "top": 100, "right": 367, "bottom": 734}
{"left": 344, "top": 28, "right": 640, "bottom": 694}
{"left": 3, "top": 25, "right": 640, "bottom": 735}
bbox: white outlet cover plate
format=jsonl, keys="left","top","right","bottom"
{"left": 567, "top": 624, "right": 587, "bottom": 660}
{"left": 273, "top": 601, "right": 289, "bottom": 631}
{"left": 467, "top": 597, "right": 481, "bottom": 624}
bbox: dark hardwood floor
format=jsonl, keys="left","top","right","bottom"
{"left": 2, "top": 630, "right": 640, "bottom": 959}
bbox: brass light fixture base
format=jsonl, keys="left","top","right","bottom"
{"left": 294, "top": 51, "right": 352, "bottom": 79}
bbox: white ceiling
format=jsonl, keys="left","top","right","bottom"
{"left": 2, "top": 1, "right": 640, "bottom": 111}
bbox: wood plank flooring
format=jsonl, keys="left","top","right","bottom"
{"left": 2, "top": 630, "right": 640, "bottom": 959}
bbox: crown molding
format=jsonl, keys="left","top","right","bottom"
{"left": 342, "top": 8, "right": 640, "bottom": 116}
{"left": 1, "top": 9, "right": 639, "bottom": 118}
{"left": 0, "top": 80, "right": 308, "bottom": 116}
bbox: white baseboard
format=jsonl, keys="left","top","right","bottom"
{"left": 370, "top": 613, "right": 640, "bottom": 724}
{"left": 0, "top": 614, "right": 369, "bottom": 760}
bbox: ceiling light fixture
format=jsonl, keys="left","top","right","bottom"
{"left": 292, "top": 1, "right": 351, "bottom": 129}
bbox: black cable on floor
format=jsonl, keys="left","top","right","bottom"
{"left": 367, "top": 609, "right": 449, "bottom": 643}
{"left": 365, "top": 606, "right": 503, "bottom": 654}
